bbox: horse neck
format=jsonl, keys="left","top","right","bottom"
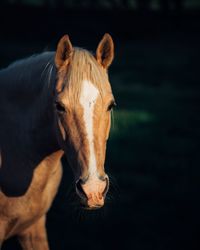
{"left": 0, "top": 54, "right": 64, "bottom": 197}
{"left": 0, "top": 52, "right": 60, "bottom": 161}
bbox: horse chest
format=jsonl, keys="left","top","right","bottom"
{"left": 0, "top": 151, "right": 63, "bottom": 239}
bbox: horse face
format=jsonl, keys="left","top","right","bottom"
{"left": 54, "top": 34, "right": 114, "bottom": 209}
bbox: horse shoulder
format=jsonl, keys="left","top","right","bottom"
{"left": 0, "top": 150, "right": 63, "bottom": 239}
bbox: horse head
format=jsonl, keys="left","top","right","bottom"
{"left": 54, "top": 34, "right": 115, "bottom": 209}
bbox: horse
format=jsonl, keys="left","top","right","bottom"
{"left": 0, "top": 33, "right": 115, "bottom": 250}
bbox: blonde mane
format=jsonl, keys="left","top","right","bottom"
{"left": 61, "top": 48, "right": 111, "bottom": 104}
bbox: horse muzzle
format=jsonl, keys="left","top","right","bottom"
{"left": 75, "top": 174, "right": 109, "bottom": 209}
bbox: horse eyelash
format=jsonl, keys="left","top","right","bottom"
{"left": 107, "top": 101, "right": 116, "bottom": 111}
{"left": 55, "top": 101, "right": 66, "bottom": 113}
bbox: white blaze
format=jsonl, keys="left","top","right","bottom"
{"left": 80, "top": 80, "right": 99, "bottom": 176}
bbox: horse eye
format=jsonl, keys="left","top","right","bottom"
{"left": 55, "top": 101, "right": 66, "bottom": 113}
{"left": 107, "top": 101, "right": 116, "bottom": 111}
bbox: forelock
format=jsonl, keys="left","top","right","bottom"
{"left": 61, "top": 48, "right": 109, "bottom": 105}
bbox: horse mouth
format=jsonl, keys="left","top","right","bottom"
{"left": 81, "top": 204, "right": 104, "bottom": 210}
{"left": 77, "top": 195, "right": 105, "bottom": 210}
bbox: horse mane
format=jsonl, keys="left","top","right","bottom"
{"left": 0, "top": 52, "right": 55, "bottom": 96}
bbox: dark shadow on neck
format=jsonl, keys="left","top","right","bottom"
{"left": 0, "top": 52, "right": 60, "bottom": 196}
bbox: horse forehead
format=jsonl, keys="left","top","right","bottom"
{"left": 80, "top": 80, "right": 99, "bottom": 104}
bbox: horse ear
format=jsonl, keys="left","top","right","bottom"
{"left": 55, "top": 35, "right": 73, "bottom": 69}
{"left": 96, "top": 33, "right": 114, "bottom": 69}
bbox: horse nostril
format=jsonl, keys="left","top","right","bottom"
{"left": 102, "top": 176, "right": 109, "bottom": 197}
{"left": 76, "top": 179, "right": 87, "bottom": 200}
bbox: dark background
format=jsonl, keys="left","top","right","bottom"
{"left": 1, "top": 0, "right": 200, "bottom": 249}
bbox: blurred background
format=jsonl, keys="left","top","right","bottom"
{"left": 1, "top": 0, "right": 200, "bottom": 249}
